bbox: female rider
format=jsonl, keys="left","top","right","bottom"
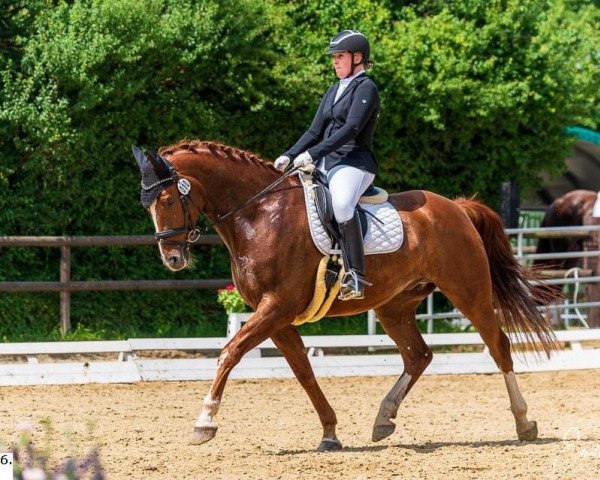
{"left": 274, "top": 30, "right": 380, "bottom": 301}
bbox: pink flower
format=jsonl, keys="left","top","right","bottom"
{"left": 226, "top": 284, "right": 236, "bottom": 291}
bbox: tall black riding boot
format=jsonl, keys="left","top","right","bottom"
{"left": 338, "top": 212, "right": 369, "bottom": 300}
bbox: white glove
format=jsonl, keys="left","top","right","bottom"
{"left": 293, "top": 151, "right": 313, "bottom": 168}
{"left": 274, "top": 155, "right": 291, "bottom": 171}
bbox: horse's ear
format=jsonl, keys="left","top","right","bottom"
{"left": 132, "top": 145, "right": 147, "bottom": 170}
{"left": 147, "top": 151, "right": 171, "bottom": 179}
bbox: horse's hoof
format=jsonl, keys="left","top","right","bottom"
{"left": 372, "top": 423, "right": 396, "bottom": 442}
{"left": 518, "top": 421, "right": 538, "bottom": 442}
{"left": 317, "top": 438, "right": 343, "bottom": 452}
{"left": 190, "top": 426, "right": 218, "bottom": 445}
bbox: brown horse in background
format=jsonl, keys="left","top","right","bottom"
{"left": 535, "top": 190, "right": 597, "bottom": 269}
{"left": 134, "top": 140, "right": 560, "bottom": 452}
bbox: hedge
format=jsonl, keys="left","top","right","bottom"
{"left": 0, "top": 0, "right": 598, "bottom": 339}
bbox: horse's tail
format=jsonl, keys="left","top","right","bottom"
{"left": 455, "top": 197, "right": 560, "bottom": 357}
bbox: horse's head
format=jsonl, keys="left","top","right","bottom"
{"left": 132, "top": 145, "right": 204, "bottom": 271}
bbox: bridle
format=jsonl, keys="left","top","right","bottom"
{"left": 150, "top": 177, "right": 204, "bottom": 245}
{"left": 150, "top": 164, "right": 301, "bottom": 245}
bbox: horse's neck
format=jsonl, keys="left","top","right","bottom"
{"left": 205, "top": 169, "right": 275, "bottom": 215}
{"left": 191, "top": 155, "right": 280, "bottom": 244}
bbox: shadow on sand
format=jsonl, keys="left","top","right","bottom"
{"left": 270, "top": 436, "right": 570, "bottom": 456}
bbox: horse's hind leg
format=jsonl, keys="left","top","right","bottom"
{"left": 372, "top": 287, "right": 434, "bottom": 442}
{"left": 271, "top": 325, "right": 341, "bottom": 452}
{"left": 436, "top": 275, "right": 538, "bottom": 441}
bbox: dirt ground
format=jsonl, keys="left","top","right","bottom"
{"left": 0, "top": 370, "right": 599, "bottom": 480}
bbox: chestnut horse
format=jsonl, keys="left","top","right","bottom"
{"left": 134, "top": 140, "right": 559, "bottom": 452}
{"left": 535, "top": 189, "right": 597, "bottom": 269}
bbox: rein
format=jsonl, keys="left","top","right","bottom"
{"left": 154, "top": 165, "right": 301, "bottom": 244}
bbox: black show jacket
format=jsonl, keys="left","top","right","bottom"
{"left": 284, "top": 74, "right": 380, "bottom": 174}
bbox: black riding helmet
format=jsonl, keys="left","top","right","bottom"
{"left": 325, "top": 30, "right": 371, "bottom": 67}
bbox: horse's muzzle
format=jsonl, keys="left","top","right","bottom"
{"left": 160, "top": 245, "right": 190, "bottom": 271}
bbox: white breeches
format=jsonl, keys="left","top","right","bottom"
{"left": 327, "top": 165, "right": 376, "bottom": 224}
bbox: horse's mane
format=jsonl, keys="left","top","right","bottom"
{"left": 158, "top": 140, "right": 277, "bottom": 173}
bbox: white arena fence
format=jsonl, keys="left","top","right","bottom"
{"left": 1, "top": 225, "right": 600, "bottom": 385}
{"left": 1, "top": 329, "right": 600, "bottom": 386}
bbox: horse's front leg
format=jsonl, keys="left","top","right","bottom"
{"left": 271, "top": 325, "right": 342, "bottom": 452}
{"left": 191, "top": 296, "right": 292, "bottom": 445}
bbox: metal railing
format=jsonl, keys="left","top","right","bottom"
{"left": 0, "top": 235, "right": 231, "bottom": 334}
{"left": 368, "top": 224, "right": 600, "bottom": 334}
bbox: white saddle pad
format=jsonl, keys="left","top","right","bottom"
{"left": 299, "top": 172, "right": 404, "bottom": 256}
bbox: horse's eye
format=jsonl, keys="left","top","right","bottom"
{"left": 166, "top": 197, "right": 175, "bottom": 207}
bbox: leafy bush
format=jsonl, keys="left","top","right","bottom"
{"left": 0, "top": 0, "right": 275, "bottom": 338}
{"left": 0, "top": 0, "right": 598, "bottom": 339}
{"left": 271, "top": 0, "right": 599, "bottom": 200}
{"left": 216, "top": 285, "right": 249, "bottom": 314}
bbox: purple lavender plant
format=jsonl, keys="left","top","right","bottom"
{"left": 10, "top": 420, "right": 106, "bottom": 479}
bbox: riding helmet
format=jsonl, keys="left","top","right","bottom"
{"left": 325, "top": 30, "right": 370, "bottom": 63}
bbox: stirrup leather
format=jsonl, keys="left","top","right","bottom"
{"left": 338, "top": 270, "right": 372, "bottom": 301}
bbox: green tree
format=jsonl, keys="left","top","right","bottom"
{"left": 0, "top": 0, "right": 281, "bottom": 338}
{"left": 272, "top": 0, "right": 599, "bottom": 199}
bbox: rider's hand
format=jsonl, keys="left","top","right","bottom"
{"left": 274, "top": 155, "right": 291, "bottom": 171}
{"left": 293, "top": 151, "right": 313, "bottom": 168}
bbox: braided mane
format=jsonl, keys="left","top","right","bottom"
{"left": 158, "top": 140, "right": 277, "bottom": 173}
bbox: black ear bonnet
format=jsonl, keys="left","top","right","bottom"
{"left": 132, "top": 145, "right": 178, "bottom": 208}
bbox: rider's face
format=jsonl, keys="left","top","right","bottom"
{"left": 332, "top": 51, "right": 362, "bottom": 79}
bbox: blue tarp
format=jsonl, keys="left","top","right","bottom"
{"left": 565, "top": 126, "right": 600, "bottom": 146}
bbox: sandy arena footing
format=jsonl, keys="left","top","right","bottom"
{"left": 0, "top": 370, "right": 599, "bottom": 479}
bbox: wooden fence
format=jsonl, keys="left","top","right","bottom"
{"left": 0, "top": 235, "right": 231, "bottom": 334}
{"left": 2, "top": 224, "right": 600, "bottom": 335}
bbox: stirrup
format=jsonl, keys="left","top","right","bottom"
{"left": 338, "top": 270, "right": 371, "bottom": 301}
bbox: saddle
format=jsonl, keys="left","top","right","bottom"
{"left": 307, "top": 169, "right": 402, "bottom": 255}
